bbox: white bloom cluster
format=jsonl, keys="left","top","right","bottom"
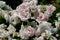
{"left": 0, "top": 0, "right": 57, "bottom": 40}
{"left": 0, "top": 1, "right": 5, "bottom": 8}
{"left": 15, "top": 0, "right": 56, "bottom": 22}
{"left": 55, "top": 13, "right": 60, "bottom": 31}
{"left": 0, "top": 24, "right": 18, "bottom": 40}
{"left": 19, "top": 25, "right": 35, "bottom": 39}
{"left": 0, "top": 24, "right": 9, "bottom": 38}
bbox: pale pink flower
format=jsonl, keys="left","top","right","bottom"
{"left": 36, "top": 13, "right": 50, "bottom": 21}
{"left": 36, "top": 5, "right": 56, "bottom": 21}
{"left": 44, "top": 14, "right": 50, "bottom": 20}
{"left": 19, "top": 30, "right": 29, "bottom": 39}
{"left": 29, "top": 0, "right": 37, "bottom": 8}
{"left": 44, "top": 5, "right": 56, "bottom": 16}
{"left": 36, "top": 13, "right": 45, "bottom": 21}
{"left": 19, "top": 25, "right": 29, "bottom": 39}
{"left": 19, "top": 25, "right": 35, "bottom": 39}
{"left": 47, "top": 5, "right": 56, "bottom": 14}
{"left": 37, "top": 5, "right": 56, "bottom": 17}
{"left": 16, "top": 2, "right": 29, "bottom": 13}
{"left": 25, "top": 26, "right": 35, "bottom": 36}
{"left": 19, "top": 12, "right": 31, "bottom": 21}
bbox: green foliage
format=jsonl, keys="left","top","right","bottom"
{"left": 56, "top": 0, "right": 60, "bottom": 4}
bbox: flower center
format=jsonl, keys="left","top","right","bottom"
{"left": 40, "top": 8, "right": 46, "bottom": 13}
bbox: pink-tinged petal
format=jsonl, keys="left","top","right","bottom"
{"left": 19, "top": 12, "right": 31, "bottom": 21}
{"left": 16, "top": 2, "right": 29, "bottom": 13}
{"left": 37, "top": 5, "right": 56, "bottom": 17}
{"left": 37, "top": 13, "right": 45, "bottom": 21}
{"left": 49, "top": 5, "right": 56, "bottom": 11}
{"left": 47, "top": 5, "right": 56, "bottom": 14}
{"left": 44, "top": 14, "right": 50, "bottom": 20}
{"left": 25, "top": 26, "right": 35, "bottom": 36}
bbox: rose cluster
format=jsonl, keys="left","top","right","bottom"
{"left": 0, "top": 0, "right": 58, "bottom": 40}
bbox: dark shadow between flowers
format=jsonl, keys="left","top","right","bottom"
{"left": 3, "top": 0, "right": 22, "bottom": 9}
